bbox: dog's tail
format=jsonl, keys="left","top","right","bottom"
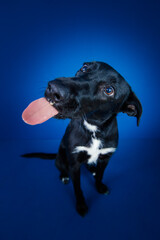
{"left": 21, "top": 153, "right": 57, "bottom": 160}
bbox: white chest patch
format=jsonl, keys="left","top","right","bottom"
{"left": 73, "top": 120, "right": 116, "bottom": 164}
{"left": 83, "top": 120, "right": 98, "bottom": 133}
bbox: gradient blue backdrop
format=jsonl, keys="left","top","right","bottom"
{"left": 1, "top": 1, "right": 160, "bottom": 240}
{"left": 1, "top": 0, "right": 160, "bottom": 141}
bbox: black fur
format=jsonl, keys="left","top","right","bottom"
{"left": 23, "top": 61, "right": 142, "bottom": 216}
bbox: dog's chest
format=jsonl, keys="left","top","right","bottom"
{"left": 73, "top": 120, "right": 116, "bottom": 164}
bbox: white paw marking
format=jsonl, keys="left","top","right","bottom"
{"left": 62, "top": 177, "right": 69, "bottom": 183}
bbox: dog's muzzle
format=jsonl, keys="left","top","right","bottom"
{"left": 45, "top": 80, "right": 67, "bottom": 104}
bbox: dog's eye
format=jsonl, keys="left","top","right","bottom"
{"left": 104, "top": 86, "right": 114, "bottom": 96}
{"left": 81, "top": 65, "right": 88, "bottom": 72}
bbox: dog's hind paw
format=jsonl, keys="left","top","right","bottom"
{"left": 60, "top": 175, "right": 70, "bottom": 184}
{"left": 96, "top": 182, "right": 110, "bottom": 195}
{"left": 61, "top": 177, "right": 70, "bottom": 184}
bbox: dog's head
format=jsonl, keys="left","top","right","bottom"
{"left": 45, "top": 61, "right": 142, "bottom": 125}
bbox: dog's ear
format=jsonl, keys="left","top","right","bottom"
{"left": 120, "top": 91, "right": 142, "bottom": 126}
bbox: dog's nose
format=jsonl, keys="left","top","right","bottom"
{"left": 47, "top": 82, "right": 66, "bottom": 102}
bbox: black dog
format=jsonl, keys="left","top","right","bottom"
{"left": 24, "top": 61, "right": 142, "bottom": 216}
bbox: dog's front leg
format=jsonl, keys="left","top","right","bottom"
{"left": 69, "top": 165, "right": 88, "bottom": 216}
{"left": 95, "top": 156, "right": 110, "bottom": 195}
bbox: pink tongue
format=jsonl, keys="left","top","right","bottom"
{"left": 22, "top": 97, "right": 58, "bottom": 125}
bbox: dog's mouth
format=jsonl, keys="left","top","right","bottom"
{"left": 22, "top": 97, "right": 59, "bottom": 125}
{"left": 45, "top": 97, "right": 66, "bottom": 119}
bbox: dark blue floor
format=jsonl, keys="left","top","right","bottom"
{"left": 1, "top": 139, "right": 160, "bottom": 240}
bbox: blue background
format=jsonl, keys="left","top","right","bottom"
{"left": 0, "top": 0, "right": 160, "bottom": 140}
{"left": 1, "top": 0, "right": 160, "bottom": 240}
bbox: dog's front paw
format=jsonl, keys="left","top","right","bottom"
{"left": 76, "top": 202, "right": 88, "bottom": 217}
{"left": 96, "top": 182, "right": 110, "bottom": 195}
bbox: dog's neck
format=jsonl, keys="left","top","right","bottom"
{"left": 83, "top": 113, "right": 117, "bottom": 130}
{"left": 69, "top": 114, "right": 117, "bottom": 138}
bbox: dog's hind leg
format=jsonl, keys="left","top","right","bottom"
{"left": 55, "top": 143, "right": 70, "bottom": 184}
